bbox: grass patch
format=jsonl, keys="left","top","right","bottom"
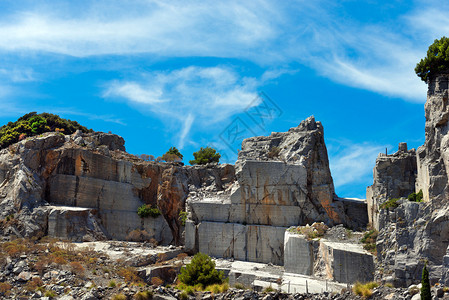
{"left": 353, "top": 281, "right": 379, "bottom": 298}
{"left": 112, "top": 293, "right": 127, "bottom": 300}
{"left": 263, "top": 285, "right": 276, "bottom": 293}
{"left": 287, "top": 223, "right": 328, "bottom": 240}
{"left": 134, "top": 290, "right": 153, "bottom": 300}
{"left": 380, "top": 198, "right": 400, "bottom": 210}
{"left": 234, "top": 283, "right": 247, "bottom": 290}
{"left": 361, "top": 229, "right": 378, "bottom": 254}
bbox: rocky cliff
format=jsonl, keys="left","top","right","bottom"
{"left": 366, "top": 143, "right": 417, "bottom": 230}
{"left": 371, "top": 72, "right": 449, "bottom": 287}
{"left": 0, "top": 130, "right": 234, "bottom": 245}
{"left": 185, "top": 116, "right": 367, "bottom": 265}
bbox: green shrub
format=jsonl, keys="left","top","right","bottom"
{"left": 109, "top": 280, "right": 116, "bottom": 288}
{"left": 361, "top": 229, "right": 378, "bottom": 254}
{"left": 408, "top": 190, "right": 423, "bottom": 202}
{"left": 179, "top": 253, "right": 224, "bottom": 286}
{"left": 179, "top": 210, "right": 188, "bottom": 226}
{"left": 0, "top": 112, "right": 92, "bottom": 149}
{"left": 163, "top": 147, "right": 183, "bottom": 161}
{"left": 416, "top": 37, "right": 449, "bottom": 82}
{"left": 421, "top": 263, "right": 431, "bottom": 300}
{"left": 189, "top": 147, "right": 220, "bottom": 165}
{"left": 379, "top": 198, "right": 400, "bottom": 210}
{"left": 137, "top": 204, "right": 161, "bottom": 218}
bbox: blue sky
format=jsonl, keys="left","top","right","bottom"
{"left": 0, "top": 0, "right": 447, "bottom": 198}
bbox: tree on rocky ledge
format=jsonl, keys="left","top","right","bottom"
{"left": 178, "top": 252, "right": 224, "bottom": 287}
{"left": 189, "top": 146, "right": 221, "bottom": 165}
{"left": 162, "top": 146, "right": 183, "bottom": 162}
{"left": 415, "top": 36, "right": 449, "bottom": 82}
{"left": 421, "top": 263, "right": 431, "bottom": 300}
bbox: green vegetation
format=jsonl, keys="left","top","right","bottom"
{"left": 379, "top": 198, "right": 400, "bottom": 210}
{"left": 415, "top": 36, "right": 449, "bottom": 82}
{"left": 353, "top": 281, "right": 378, "bottom": 298}
{"left": 287, "top": 224, "right": 327, "bottom": 240}
{"left": 178, "top": 253, "right": 224, "bottom": 287}
{"left": 134, "top": 290, "right": 153, "bottom": 300}
{"left": 204, "top": 282, "right": 229, "bottom": 293}
{"left": 234, "top": 283, "right": 246, "bottom": 290}
{"left": 421, "top": 263, "right": 431, "bottom": 300}
{"left": 263, "top": 286, "right": 276, "bottom": 293}
{"left": 361, "top": 229, "right": 378, "bottom": 254}
{"left": 162, "top": 146, "right": 183, "bottom": 162}
{"left": 408, "top": 190, "right": 423, "bottom": 202}
{"left": 189, "top": 147, "right": 221, "bottom": 165}
{"left": 179, "top": 210, "right": 188, "bottom": 226}
{"left": 0, "top": 112, "right": 92, "bottom": 149}
{"left": 137, "top": 204, "right": 161, "bottom": 218}
{"left": 108, "top": 280, "right": 116, "bottom": 288}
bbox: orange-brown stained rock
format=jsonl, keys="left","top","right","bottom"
{"left": 42, "top": 150, "right": 60, "bottom": 179}
{"left": 157, "top": 166, "right": 187, "bottom": 245}
{"left": 135, "top": 164, "right": 164, "bottom": 206}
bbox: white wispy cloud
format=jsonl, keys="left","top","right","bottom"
{"left": 328, "top": 141, "right": 389, "bottom": 190}
{"left": 0, "top": 1, "right": 277, "bottom": 58}
{"left": 0, "top": 0, "right": 444, "bottom": 101}
{"left": 0, "top": 68, "right": 36, "bottom": 82}
{"left": 179, "top": 114, "right": 194, "bottom": 149}
{"left": 103, "top": 66, "right": 260, "bottom": 148}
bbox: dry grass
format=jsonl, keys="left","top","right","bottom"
{"left": 70, "top": 261, "right": 85, "bottom": 276}
{"left": 0, "top": 282, "right": 11, "bottom": 296}
{"left": 134, "top": 290, "right": 153, "bottom": 300}
{"left": 353, "top": 281, "right": 379, "bottom": 298}
{"left": 25, "top": 277, "right": 44, "bottom": 292}
{"left": 112, "top": 293, "right": 127, "bottom": 300}
{"left": 118, "top": 267, "right": 143, "bottom": 285}
{"left": 151, "top": 277, "right": 164, "bottom": 286}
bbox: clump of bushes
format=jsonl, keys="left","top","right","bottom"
{"left": 361, "top": 229, "right": 378, "bottom": 254}
{"left": 353, "top": 281, "right": 378, "bottom": 298}
{"left": 137, "top": 204, "right": 161, "bottom": 218}
{"left": 408, "top": 190, "right": 423, "bottom": 202}
{"left": 189, "top": 147, "right": 221, "bottom": 165}
{"left": 178, "top": 253, "right": 224, "bottom": 287}
{"left": 118, "top": 267, "right": 143, "bottom": 284}
{"left": 288, "top": 222, "right": 328, "bottom": 240}
{"left": 162, "top": 147, "right": 183, "bottom": 162}
{"left": 0, "top": 112, "right": 92, "bottom": 149}
{"left": 379, "top": 198, "right": 400, "bottom": 210}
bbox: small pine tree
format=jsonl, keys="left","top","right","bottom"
{"left": 189, "top": 147, "right": 221, "bottom": 165}
{"left": 178, "top": 253, "right": 224, "bottom": 286}
{"left": 167, "top": 147, "right": 183, "bottom": 159}
{"left": 421, "top": 263, "right": 431, "bottom": 300}
{"left": 415, "top": 36, "right": 449, "bottom": 82}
